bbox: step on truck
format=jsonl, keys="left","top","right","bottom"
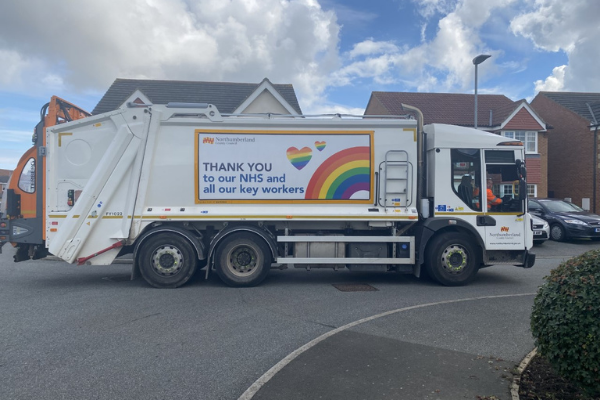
{"left": 0, "top": 97, "right": 535, "bottom": 288}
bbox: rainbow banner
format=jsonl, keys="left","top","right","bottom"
{"left": 196, "top": 130, "right": 372, "bottom": 203}
{"left": 305, "top": 147, "right": 370, "bottom": 199}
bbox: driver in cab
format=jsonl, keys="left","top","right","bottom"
{"left": 485, "top": 177, "right": 502, "bottom": 210}
{"left": 474, "top": 177, "right": 502, "bottom": 211}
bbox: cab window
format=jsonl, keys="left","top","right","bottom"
{"left": 485, "top": 151, "right": 523, "bottom": 213}
{"left": 451, "top": 149, "right": 481, "bottom": 211}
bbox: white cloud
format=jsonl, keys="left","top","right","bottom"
{"left": 348, "top": 40, "right": 399, "bottom": 59}
{"left": 510, "top": 0, "right": 600, "bottom": 92}
{"left": 510, "top": 0, "right": 591, "bottom": 53}
{"left": 331, "top": 0, "right": 517, "bottom": 93}
{"left": 412, "top": 0, "right": 457, "bottom": 18}
{"left": 0, "top": 0, "right": 341, "bottom": 109}
{"left": 534, "top": 65, "right": 566, "bottom": 93}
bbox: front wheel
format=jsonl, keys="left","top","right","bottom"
{"left": 138, "top": 233, "right": 198, "bottom": 288}
{"left": 215, "top": 232, "right": 272, "bottom": 287}
{"left": 425, "top": 233, "right": 479, "bottom": 286}
{"left": 550, "top": 224, "right": 566, "bottom": 241}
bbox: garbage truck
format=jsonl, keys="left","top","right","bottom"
{"left": 0, "top": 96, "right": 535, "bottom": 288}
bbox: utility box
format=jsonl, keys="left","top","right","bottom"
{"left": 582, "top": 198, "right": 591, "bottom": 211}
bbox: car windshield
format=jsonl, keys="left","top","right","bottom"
{"left": 542, "top": 200, "right": 584, "bottom": 213}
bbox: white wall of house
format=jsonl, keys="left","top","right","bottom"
{"left": 240, "top": 90, "right": 291, "bottom": 114}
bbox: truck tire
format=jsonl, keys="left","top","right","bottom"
{"left": 425, "top": 233, "right": 479, "bottom": 286}
{"left": 215, "top": 232, "right": 272, "bottom": 287}
{"left": 138, "top": 233, "right": 198, "bottom": 288}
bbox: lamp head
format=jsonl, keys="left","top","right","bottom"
{"left": 473, "top": 54, "right": 491, "bottom": 65}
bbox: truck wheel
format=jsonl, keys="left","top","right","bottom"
{"left": 138, "top": 233, "right": 198, "bottom": 288}
{"left": 550, "top": 224, "right": 566, "bottom": 241}
{"left": 215, "top": 233, "right": 272, "bottom": 287}
{"left": 425, "top": 233, "right": 479, "bottom": 286}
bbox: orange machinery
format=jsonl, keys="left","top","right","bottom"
{"left": 0, "top": 96, "right": 90, "bottom": 260}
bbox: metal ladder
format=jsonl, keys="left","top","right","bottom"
{"left": 380, "top": 150, "right": 411, "bottom": 210}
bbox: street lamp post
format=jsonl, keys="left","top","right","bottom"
{"left": 473, "top": 54, "right": 491, "bottom": 129}
{"left": 587, "top": 102, "right": 600, "bottom": 213}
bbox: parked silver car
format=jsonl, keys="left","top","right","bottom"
{"left": 531, "top": 213, "right": 550, "bottom": 245}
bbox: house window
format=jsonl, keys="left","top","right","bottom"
{"left": 527, "top": 184, "right": 537, "bottom": 198}
{"left": 498, "top": 184, "right": 513, "bottom": 197}
{"left": 502, "top": 131, "right": 537, "bottom": 154}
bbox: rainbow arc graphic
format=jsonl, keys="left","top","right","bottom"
{"left": 305, "top": 146, "right": 370, "bottom": 200}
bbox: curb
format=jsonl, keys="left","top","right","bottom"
{"left": 510, "top": 347, "right": 537, "bottom": 400}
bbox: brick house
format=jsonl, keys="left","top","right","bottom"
{"left": 93, "top": 77, "right": 302, "bottom": 115}
{"left": 365, "top": 92, "right": 548, "bottom": 198}
{"left": 531, "top": 92, "right": 600, "bottom": 212}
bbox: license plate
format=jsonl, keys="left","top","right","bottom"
{"left": 534, "top": 230, "right": 542, "bottom": 235}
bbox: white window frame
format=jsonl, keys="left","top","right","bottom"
{"left": 502, "top": 131, "right": 538, "bottom": 154}
{"left": 499, "top": 184, "right": 513, "bottom": 197}
{"left": 527, "top": 184, "right": 537, "bottom": 197}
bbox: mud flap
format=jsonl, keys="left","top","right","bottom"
{"left": 524, "top": 252, "right": 535, "bottom": 268}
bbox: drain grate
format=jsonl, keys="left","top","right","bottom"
{"left": 332, "top": 283, "right": 378, "bottom": 292}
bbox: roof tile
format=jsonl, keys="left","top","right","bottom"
{"left": 92, "top": 78, "right": 302, "bottom": 115}
{"left": 366, "top": 92, "right": 517, "bottom": 127}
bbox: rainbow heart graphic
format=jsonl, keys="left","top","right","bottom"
{"left": 286, "top": 147, "right": 312, "bottom": 170}
{"left": 315, "top": 141, "right": 326, "bottom": 151}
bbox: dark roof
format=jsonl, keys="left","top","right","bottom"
{"left": 539, "top": 92, "right": 600, "bottom": 125}
{"left": 366, "top": 92, "right": 519, "bottom": 127}
{"left": 92, "top": 78, "right": 302, "bottom": 115}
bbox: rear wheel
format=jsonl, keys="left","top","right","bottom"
{"left": 550, "top": 224, "right": 566, "bottom": 241}
{"left": 138, "top": 233, "right": 198, "bottom": 288}
{"left": 425, "top": 233, "right": 479, "bottom": 286}
{"left": 215, "top": 232, "right": 272, "bottom": 287}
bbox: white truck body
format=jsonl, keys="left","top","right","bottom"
{"left": 3, "top": 101, "right": 535, "bottom": 287}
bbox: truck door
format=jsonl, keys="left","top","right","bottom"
{"left": 481, "top": 149, "right": 529, "bottom": 250}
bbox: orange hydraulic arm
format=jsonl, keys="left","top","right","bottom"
{"left": 43, "top": 96, "right": 92, "bottom": 128}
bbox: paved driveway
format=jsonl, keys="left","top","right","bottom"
{"left": 0, "top": 240, "right": 597, "bottom": 400}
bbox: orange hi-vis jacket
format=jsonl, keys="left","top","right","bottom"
{"left": 473, "top": 187, "right": 502, "bottom": 210}
{"left": 486, "top": 188, "right": 502, "bottom": 210}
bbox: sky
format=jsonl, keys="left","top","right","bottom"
{"left": 0, "top": 0, "right": 598, "bottom": 170}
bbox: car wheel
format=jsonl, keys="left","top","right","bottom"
{"left": 550, "top": 224, "right": 566, "bottom": 242}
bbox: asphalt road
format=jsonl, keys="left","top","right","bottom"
{"left": 1, "top": 239, "right": 598, "bottom": 400}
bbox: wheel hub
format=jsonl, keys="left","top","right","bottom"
{"left": 151, "top": 246, "right": 183, "bottom": 276}
{"left": 235, "top": 251, "right": 252, "bottom": 267}
{"left": 229, "top": 246, "right": 257, "bottom": 274}
{"left": 441, "top": 246, "right": 467, "bottom": 273}
{"left": 159, "top": 253, "right": 175, "bottom": 268}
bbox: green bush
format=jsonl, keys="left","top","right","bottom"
{"left": 531, "top": 249, "right": 600, "bottom": 397}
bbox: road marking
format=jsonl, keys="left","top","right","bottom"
{"left": 238, "top": 292, "right": 536, "bottom": 400}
